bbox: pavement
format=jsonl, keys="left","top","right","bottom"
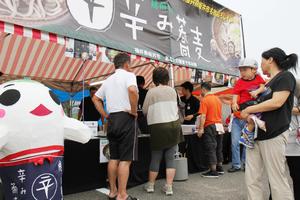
{"left": 0, "top": 164, "right": 271, "bottom": 200}
{"left": 64, "top": 164, "right": 270, "bottom": 200}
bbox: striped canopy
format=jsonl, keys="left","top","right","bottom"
{"left": 0, "top": 21, "right": 193, "bottom": 92}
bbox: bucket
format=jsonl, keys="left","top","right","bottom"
{"left": 174, "top": 153, "right": 188, "bottom": 181}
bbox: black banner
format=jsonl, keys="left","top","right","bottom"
{"left": 0, "top": 0, "right": 243, "bottom": 75}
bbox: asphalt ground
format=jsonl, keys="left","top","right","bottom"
{"left": 64, "top": 164, "right": 271, "bottom": 200}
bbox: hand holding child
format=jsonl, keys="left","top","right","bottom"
{"left": 231, "top": 103, "right": 240, "bottom": 112}
{"left": 250, "top": 90, "right": 259, "bottom": 98}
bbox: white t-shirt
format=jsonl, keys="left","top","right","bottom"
{"left": 95, "top": 69, "right": 137, "bottom": 113}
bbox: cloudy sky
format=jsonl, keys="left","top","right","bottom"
{"left": 215, "top": 0, "right": 300, "bottom": 76}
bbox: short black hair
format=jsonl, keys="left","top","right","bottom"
{"left": 113, "top": 53, "right": 130, "bottom": 69}
{"left": 153, "top": 67, "right": 169, "bottom": 86}
{"left": 181, "top": 81, "right": 193, "bottom": 93}
{"left": 89, "top": 86, "right": 97, "bottom": 92}
{"left": 201, "top": 82, "right": 211, "bottom": 91}
{"left": 136, "top": 76, "right": 145, "bottom": 86}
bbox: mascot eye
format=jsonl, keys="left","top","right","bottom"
{"left": 49, "top": 91, "right": 61, "bottom": 105}
{"left": 0, "top": 89, "right": 21, "bottom": 106}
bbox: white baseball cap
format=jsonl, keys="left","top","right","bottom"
{"left": 237, "top": 58, "right": 258, "bottom": 69}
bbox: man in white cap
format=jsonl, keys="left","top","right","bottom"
{"left": 228, "top": 58, "right": 266, "bottom": 172}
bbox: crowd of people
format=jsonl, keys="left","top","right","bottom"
{"left": 87, "top": 48, "right": 299, "bottom": 200}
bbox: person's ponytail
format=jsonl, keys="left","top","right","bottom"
{"left": 262, "top": 48, "right": 298, "bottom": 72}
{"left": 280, "top": 53, "right": 298, "bottom": 71}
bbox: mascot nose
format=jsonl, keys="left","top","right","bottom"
{"left": 30, "top": 104, "right": 52, "bottom": 116}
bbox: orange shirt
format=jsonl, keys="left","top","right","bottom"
{"left": 199, "top": 94, "right": 222, "bottom": 127}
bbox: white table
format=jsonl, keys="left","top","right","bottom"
{"left": 181, "top": 125, "right": 196, "bottom": 135}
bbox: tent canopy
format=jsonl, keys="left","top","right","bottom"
{"left": 51, "top": 88, "right": 89, "bottom": 103}
{"left": 0, "top": 29, "right": 192, "bottom": 92}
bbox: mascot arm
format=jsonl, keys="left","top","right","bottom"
{"left": 64, "top": 117, "right": 91, "bottom": 144}
{"left": 0, "top": 126, "right": 8, "bottom": 149}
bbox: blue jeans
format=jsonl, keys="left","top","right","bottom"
{"left": 231, "top": 117, "right": 246, "bottom": 168}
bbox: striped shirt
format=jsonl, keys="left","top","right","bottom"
{"left": 143, "top": 85, "right": 179, "bottom": 125}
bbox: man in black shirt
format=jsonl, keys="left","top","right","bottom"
{"left": 137, "top": 76, "right": 148, "bottom": 134}
{"left": 78, "top": 87, "right": 103, "bottom": 122}
{"left": 137, "top": 76, "right": 148, "bottom": 110}
{"left": 180, "top": 81, "right": 200, "bottom": 125}
{"left": 179, "top": 82, "right": 207, "bottom": 172}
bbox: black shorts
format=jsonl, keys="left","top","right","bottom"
{"left": 202, "top": 124, "right": 223, "bottom": 165}
{"left": 107, "top": 112, "right": 138, "bottom": 161}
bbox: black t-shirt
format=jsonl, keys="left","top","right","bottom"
{"left": 137, "top": 87, "right": 148, "bottom": 134}
{"left": 138, "top": 87, "right": 148, "bottom": 110}
{"left": 180, "top": 95, "right": 200, "bottom": 125}
{"left": 79, "top": 96, "right": 101, "bottom": 121}
{"left": 257, "top": 71, "right": 296, "bottom": 140}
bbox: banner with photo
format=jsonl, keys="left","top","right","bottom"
{"left": 212, "top": 72, "right": 225, "bottom": 85}
{"left": 227, "top": 76, "right": 238, "bottom": 88}
{"left": 98, "top": 47, "right": 122, "bottom": 64}
{"left": 191, "top": 69, "right": 202, "bottom": 84}
{"left": 0, "top": 0, "right": 243, "bottom": 75}
{"left": 65, "top": 38, "right": 97, "bottom": 61}
{"left": 99, "top": 138, "right": 109, "bottom": 163}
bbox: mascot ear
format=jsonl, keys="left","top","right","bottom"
{"left": 63, "top": 117, "right": 91, "bottom": 144}
{"left": 0, "top": 126, "right": 8, "bottom": 149}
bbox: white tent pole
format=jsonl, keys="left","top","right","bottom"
{"left": 81, "top": 52, "right": 88, "bottom": 121}
{"left": 81, "top": 75, "right": 84, "bottom": 121}
{"left": 169, "top": 64, "right": 175, "bottom": 88}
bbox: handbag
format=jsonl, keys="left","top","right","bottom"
{"left": 176, "top": 92, "right": 185, "bottom": 124}
{"left": 296, "top": 110, "right": 300, "bottom": 145}
{"left": 294, "top": 96, "right": 300, "bottom": 145}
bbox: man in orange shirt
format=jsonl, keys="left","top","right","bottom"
{"left": 197, "top": 82, "right": 224, "bottom": 178}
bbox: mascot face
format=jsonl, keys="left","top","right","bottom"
{"left": 0, "top": 80, "right": 65, "bottom": 152}
{"left": 0, "top": 80, "right": 64, "bottom": 125}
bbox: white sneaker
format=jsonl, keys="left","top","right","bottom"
{"left": 162, "top": 184, "right": 173, "bottom": 196}
{"left": 144, "top": 182, "right": 154, "bottom": 193}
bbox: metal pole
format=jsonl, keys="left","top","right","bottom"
{"left": 240, "top": 15, "right": 246, "bottom": 58}
{"left": 69, "top": 100, "right": 72, "bottom": 118}
{"left": 81, "top": 53, "right": 88, "bottom": 122}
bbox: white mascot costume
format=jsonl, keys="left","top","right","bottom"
{"left": 0, "top": 80, "right": 92, "bottom": 200}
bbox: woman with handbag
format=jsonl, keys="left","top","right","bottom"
{"left": 142, "top": 67, "right": 184, "bottom": 196}
{"left": 241, "top": 47, "right": 297, "bottom": 200}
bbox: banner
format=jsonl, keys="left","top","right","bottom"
{"left": 228, "top": 76, "right": 238, "bottom": 88}
{"left": 212, "top": 72, "right": 225, "bottom": 85}
{"left": 169, "top": 0, "right": 242, "bottom": 75}
{"left": 65, "top": 38, "right": 97, "bottom": 60}
{"left": 0, "top": 0, "right": 243, "bottom": 75}
{"left": 99, "top": 138, "right": 109, "bottom": 163}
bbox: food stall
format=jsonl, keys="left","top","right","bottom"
{"left": 0, "top": 0, "right": 244, "bottom": 195}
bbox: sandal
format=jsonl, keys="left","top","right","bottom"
{"left": 126, "top": 195, "right": 139, "bottom": 200}
{"left": 107, "top": 195, "right": 117, "bottom": 200}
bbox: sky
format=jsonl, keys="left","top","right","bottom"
{"left": 215, "top": 0, "right": 300, "bottom": 77}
